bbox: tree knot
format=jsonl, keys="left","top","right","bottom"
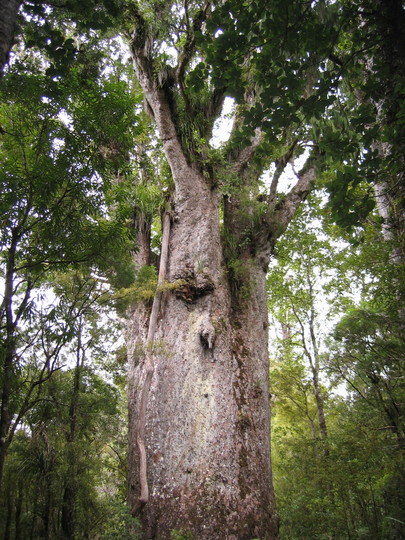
{"left": 172, "top": 269, "right": 215, "bottom": 303}
{"left": 199, "top": 315, "right": 216, "bottom": 350}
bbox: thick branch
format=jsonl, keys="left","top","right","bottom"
{"left": 205, "top": 87, "right": 226, "bottom": 127}
{"left": 269, "top": 140, "right": 299, "bottom": 202}
{"left": 176, "top": 2, "right": 225, "bottom": 128}
{"left": 230, "top": 127, "right": 263, "bottom": 175}
{"left": 250, "top": 155, "right": 316, "bottom": 263}
{"left": 176, "top": 3, "right": 208, "bottom": 84}
{"left": 128, "top": 5, "right": 153, "bottom": 72}
{"left": 273, "top": 159, "right": 316, "bottom": 238}
{"left": 129, "top": 13, "right": 191, "bottom": 186}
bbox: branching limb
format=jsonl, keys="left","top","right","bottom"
{"left": 272, "top": 156, "right": 316, "bottom": 238}
{"left": 128, "top": 4, "right": 153, "bottom": 75}
{"left": 230, "top": 127, "right": 263, "bottom": 176}
{"left": 251, "top": 153, "right": 316, "bottom": 259}
{"left": 176, "top": 2, "right": 225, "bottom": 131}
{"left": 176, "top": 2, "right": 209, "bottom": 86}
{"left": 269, "top": 140, "right": 299, "bottom": 202}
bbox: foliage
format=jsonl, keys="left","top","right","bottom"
{"left": 0, "top": 10, "right": 140, "bottom": 476}
{"left": 202, "top": 0, "right": 405, "bottom": 236}
{"left": 204, "top": 0, "right": 340, "bottom": 132}
{"left": 0, "top": 374, "right": 126, "bottom": 539}
{"left": 269, "top": 193, "right": 405, "bottom": 539}
{"left": 0, "top": 11, "right": 140, "bottom": 536}
{"left": 171, "top": 529, "right": 194, "bottom": 540}
{"left": 1, "top": 1, "right": 405, "bottom": 538}
{"left": 100, "top": 501, "right": 142, "bottom": 539}
{"left": 0, "top": 268, "right": 130, "bottom": 539}
{"left": 114, "top": 264, "right": 158, "bottom": 310}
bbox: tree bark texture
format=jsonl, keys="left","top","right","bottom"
{"left": 0, "top": 0, "right": 21, "bottom": 76}
{"left": 0, "top": 234, "right": 18, "bottom": 489}
{"left": 127, "top": 165, "right": 278, "bottom": 539}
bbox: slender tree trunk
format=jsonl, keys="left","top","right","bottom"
{"left": 3, "top": 483, "right": 12, "bottom": 540}
{"left": 14, "top": 484, "right": 22, "bottom": 540}
{"left": 29, "top": 495, "right": 37, "bottom": 540}
{"left": 299, "top": 265, "right": 329, "bottom": 453}
{"left": 362, "top": 0, "right": 405, "bottom": 264}
{"left": 44, "top": 483, "right": 52, "bottom": 540}
{"left": 308, "top": 323, "right": 329, "bottom": 453}
{"left": 0, "top": 235, "right": 18, "bottom": 489}
{"left": 61, "top": 322, "right": 83, "bottom": 540}
{"left": 0, "top": 0, "right": 21, "bottom": 76}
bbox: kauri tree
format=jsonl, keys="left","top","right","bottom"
{"left": 122, "top": 2, "right": 336, "bottom": 538}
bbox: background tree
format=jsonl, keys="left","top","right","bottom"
{"left": 268, "top": 197, "right": 346, "bottom": 449}
{"left": 0, "top": 25, "right": 139, "bottom": 482}
{"left": 0, "top": 269, "right": 138, "bottom": 540}
{"left": 0, "top": 0, "right": 20, "bottom": 76}
{"left": 327, "top": 221, "right": 405, "bottom": 538}
{"left": 269, "top": 194, "right": 405, "bottom": 538}
{"left": 268, "top": 197, "right": 344, "bottom": 538}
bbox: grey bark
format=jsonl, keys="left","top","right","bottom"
{"left": 127, "top": 171, "right": 278, "bottom": 538}
{"left": 305, "top": 268, "right": 329, "bottom": 450}
{"left": 136, "top": 211, "right": 171, "bottom": 508}
{"left": 125, "top": 130, "right": 313, "bottom": 539}
{"left": 0, "top": 0, "right": 21, "bottom": 76}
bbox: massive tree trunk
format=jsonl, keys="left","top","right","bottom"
{"left": 125, "top": 7, "right": 315, "bottom": 539}
{"left": 127, "top": 159, "right": 277, "bottom": 539}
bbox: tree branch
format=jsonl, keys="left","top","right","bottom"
{"left": 175, "top": 3, "right": 225, "bottom": 135}
{"left": 128, "top": 4, "right": 153, "bottom": 73}
{"left": 230, "top": 127, "right": 263, "bottom": 175}
{"left": 0, "top": 0, "right": 21, "bottom": 77}
{"left": 176, "top": 4, "right": 208, "bottom": 85}
{"left": 269, "top": 140, "right": 299, "bottom": 202}
{"left": 273, "top": 157, "right": 316, "bottom": 238}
